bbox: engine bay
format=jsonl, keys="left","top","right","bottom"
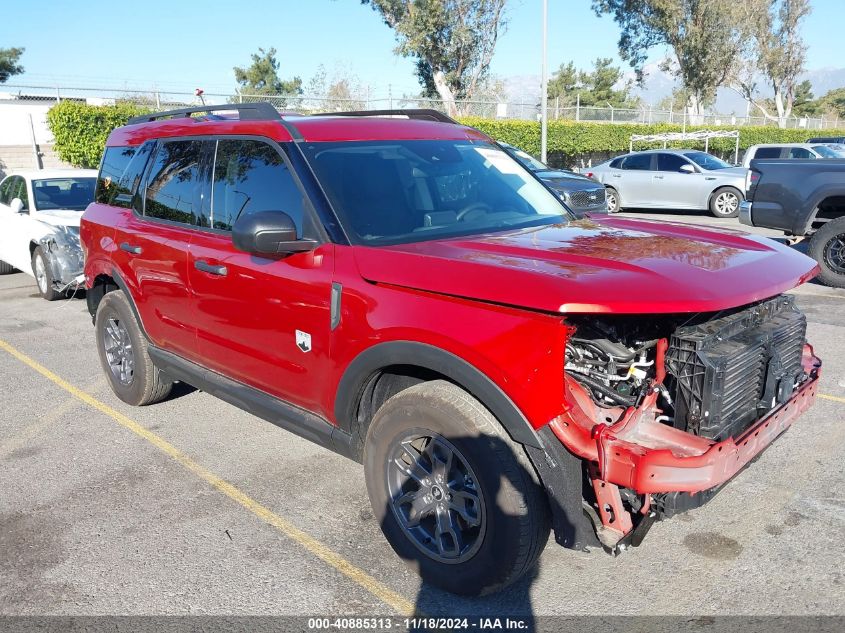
{"left": 565, "top": 295, "right": 810, "bottom": 442}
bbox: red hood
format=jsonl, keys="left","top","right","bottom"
{"left": 351, "top": 217, "right": 819, "bottom": 314}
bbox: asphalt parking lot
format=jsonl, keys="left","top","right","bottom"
{"left": 1, "top": 210, "right": 844, "bottom": 621}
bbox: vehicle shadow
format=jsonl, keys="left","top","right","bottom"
{"left": 376, "top": 433, "right": 575, "bottom": 632}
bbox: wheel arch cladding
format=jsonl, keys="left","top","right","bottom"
{"left": 334, "top": 341, "right": 543, "bottom": 454}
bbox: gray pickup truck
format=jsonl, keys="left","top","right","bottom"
{"left": 741, "top": 159, "right": 845, "bottom": 287}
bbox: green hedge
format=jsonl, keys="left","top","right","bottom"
{"left": 46, "top": 101, "right": 845, "bottom": 170}
{"left": 459, "top": 116, "right": 845, "bottom": 165}
{"left": 47, "top": 101, "right": 151, "bottom": 169}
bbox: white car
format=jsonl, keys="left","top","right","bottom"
{"left": 741, "top": 143, "right": 845, "bottom": 167}
{"left": 586, "top": 150, "right": 748, "bottom": 217}
{"left": 0, "top": 169, "right": 97, "bottom": 300}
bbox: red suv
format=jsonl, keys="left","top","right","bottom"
{"left": 82, "top": 103, "right": 822, "bottom": 595}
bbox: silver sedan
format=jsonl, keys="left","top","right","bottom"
{"left": 585, "top": 149, "right": 748, "bottom": 218}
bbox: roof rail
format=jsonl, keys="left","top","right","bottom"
{"left": 126, "top": 102, "right": 282, "bottom": 126}
{"left": 311, "top": 109, "right": 459, "bottom": 125}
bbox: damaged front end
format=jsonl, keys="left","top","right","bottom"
{"left": 550, "top": 294, "right": 821, "bottom": 553}
{"left": 38, "top": 225, "right": 85, "bottom": 291}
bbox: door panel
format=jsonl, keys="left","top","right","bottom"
{"left": 187, "top": 137, "right": 333, "bottom": 415}
{"left": 616, "top": 154, "right": 654, "bottom": 206}
{"left": 111, "top": 210, "right": 198, "bottom": 360}
{"left": 188, "top": 235, "right": 335, "bottom": 415}
{"left": 109, "top": 138, "right": 209, "bottom": 361}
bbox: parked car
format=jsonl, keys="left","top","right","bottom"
{"left": 498, "top": 142, "right": 608, "bottom": 216}
{"left": 807, "top": 136, "right": 845, "bottom": 144}
{"left": 586, "top": 149, "right": 748, "bottom": 217}
{"left": 741, "top": 143, "right": 845, "bottom": 167}
{"left": 82, "top": 104, "right": 821, "bottom": 596}
{"left": 0, "top": 169, "right": 97, "bottom": 300}
{"left": 741, "top": 157, "right": 845, "bottom": 287}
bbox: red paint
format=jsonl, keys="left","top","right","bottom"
{"left": 83, "top": 110, "right": 823, "bottom": 523}
{"left": 354, "top": 219, "right": 819, "bottom": 314}
{"left": 551, "top": 345, "right": 821, "bottom": 495}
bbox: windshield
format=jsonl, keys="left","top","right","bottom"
{"left": 682, "top": 151, "right": 732, "bottom": 170}
{"left": 504, "top": 144, "right": 548, "bottom": 172}
{"left": 811, "top": 144, "right": 845, "bottom": 158}
{"left": 303, "top": 140, "right": 571, "bottom": 245}
{"left": 32, "top": 177, "right": 96, "bottom": 212}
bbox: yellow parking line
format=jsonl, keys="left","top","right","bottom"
{"left": 0, "top": 338, "right": 415, "bottom": 616}
{"left": 819, "top": 393, "right": 845, "bottom": 404}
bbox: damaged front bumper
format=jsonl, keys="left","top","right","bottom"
{"left": 547, "top": 343, "right": 822, "bottom": 549}
{"left": 38, "top": 227, "right": 85, "bottom": 290}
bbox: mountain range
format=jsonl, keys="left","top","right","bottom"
{"left": 503, "top": 64, "right": 845, "bottom": 115}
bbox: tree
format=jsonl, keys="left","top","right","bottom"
{"left": 592, "top": 0, "right": 745, "bottom": 118}
{"left": 0, "top": 47, "right": 24, "bottom": 83}
{"left": 361, "top": 0, "right": 507, "bottom": 117}
{"left": 233, "top": 48, "right": 302, "bottom": 99}
{"left": 548, "top": 58, "right": 638, "bottom": 108}
{"left": 547, "top": 62, "right": 579, "bottom": 105}
{"left": 732, "top": 0, "right": 811, "bottom": 128}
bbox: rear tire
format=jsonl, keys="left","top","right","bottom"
{"left": 364, "top": 380, "right": 550, "bottom": 596}
{"left": 32, "top": 247, "right": 62, "bottom": 301}
{"left": 605, "top": 186, "right": 621, "bottom": 213}
{"left": 808, "top": 216, "right": 845, "bottom": 288}
{"left": 0, "top": 260, "right": 15, "bottom": 275}
{"left": 709, "top": 186, "right": 743, "bottom": 218}
{"left": 95, "top": 291, "right": 172, "bottom": 406}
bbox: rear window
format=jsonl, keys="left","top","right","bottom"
{"left": 621, "top": 154, "right": 653, "bottom": 170}
{"left": 753, "top": 147, "right": 782, "bottom": 159}
{"left": 96, "top": 147, "right": 136, "bottom": 204}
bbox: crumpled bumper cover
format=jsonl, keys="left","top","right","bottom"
{"left": 550, "top": 344, "right": 822, "bottom": 495}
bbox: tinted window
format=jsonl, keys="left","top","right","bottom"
{"left": 788, "top": 147, "right": 812, "bottom": 159}
{"left": 622, "top": 154, "right": 653, "bottom": 170}
{"left": 609, "top": 157, "right": 624, "bottom": 168}
{"left": 144, "top": 140, "right": 205, "bottom": 225}
{"left": 656, "top": 153, "right": 691, "bottom": 172}
{"left": 33, "top": 178, "right": 96, "bottom": 211}
{"left": 754, "top": 147, "right": 782, "bottom": 159}
{"left": 97, "top": 147, "right": 137, "bottom": 204}
{"left": 210, "top": 139, "right": 306, "bottom": 234}
{"left": 0, "top": 178, "right": 11, "bottom": 205}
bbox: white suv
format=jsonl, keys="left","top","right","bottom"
{"left": 0, "top": 169, "right": 97, "bottom": 300}
{"left": 742, "top": 143, "right": 845, "bottom": 167}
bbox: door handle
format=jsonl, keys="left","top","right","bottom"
{"left": 194, "top": 260, "right": 228, "bottom": 276}
{"left": 654, "top": 175, "right": 664, "bottom": 179}
{"left": 120, "top": 242, "right": 142, "bottom": 255}
{"left": 705, "top": 176, "right": 717, "bottom": 180}
{"left": 612, "top": 174, "right": 621, "bottom": 178}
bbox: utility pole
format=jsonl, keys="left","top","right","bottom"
{"left": 540, "top": 0, "right": 549, "bottom": 163}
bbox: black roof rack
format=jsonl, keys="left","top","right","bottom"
{"left": 311, "top": 108, "right": 459, "bottom": 125}
{"left": 126, "top": 102, "right": 282, "bottom": 126}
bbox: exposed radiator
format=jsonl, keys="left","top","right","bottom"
{"left": 665, "top": 295, "right": 807, "bottom": 441}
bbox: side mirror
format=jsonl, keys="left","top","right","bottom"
{"left": 679, "top": 164, "right": 696, "bottom": 174}
{"left": 232, "top": 210, "right": 318, "bottom": 255}
{"left": 10, "top": 198, "right": 25, "bottom": 213}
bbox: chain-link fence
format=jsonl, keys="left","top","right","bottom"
{"left": 1, "top": 83, "right": 842, "bottom": 130}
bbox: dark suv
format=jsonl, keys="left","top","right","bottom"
{"left": 82, "top": 103, "right": 822, "bottom": 596}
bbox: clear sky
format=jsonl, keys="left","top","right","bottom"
{"left": 1, "top": 0, "right": 841, "bottom": 99}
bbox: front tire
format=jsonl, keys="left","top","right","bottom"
{"left": 709, "top": 186, "right": 743, "bottom": 218}
{"left": 32, "top": 247, "right": 61, "bottom": 301}
{"left": 808, "top": 216, "right": 845, "bottom": 288}
{"left": 95, "top": 291, "right": 172, "bottom": 406}
{"left": 605, "top": 186, "right": 621, "bottom": 213}
{"left": 364, "top": 380, "right": 550, "bottom": 596}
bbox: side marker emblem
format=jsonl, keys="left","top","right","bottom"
{"left": 295, "top": 330, "right": 312, "bottom": 353}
